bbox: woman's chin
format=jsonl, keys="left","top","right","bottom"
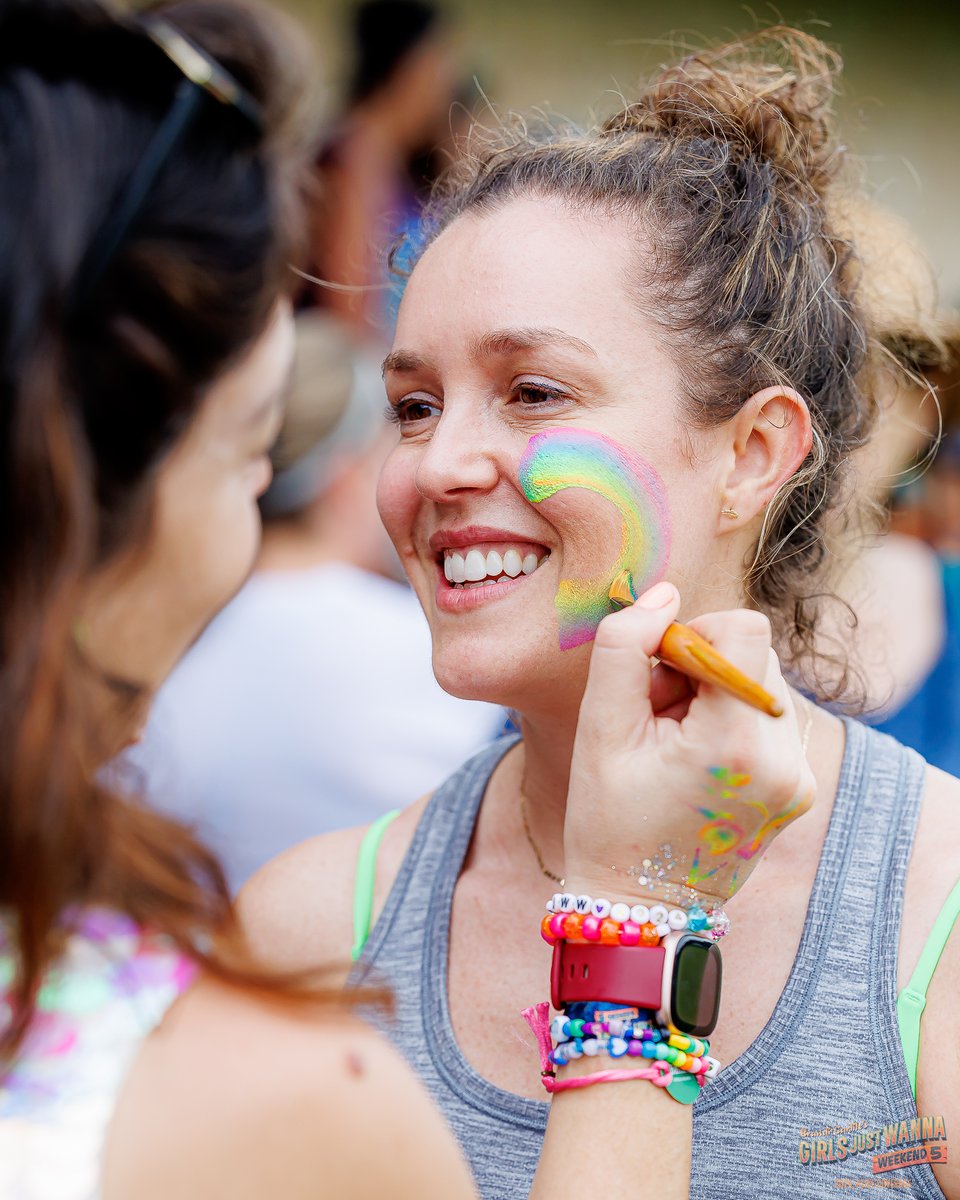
{"left": 431, "top": 648, "right": 587, "bottom": 715}
{"left": 432, "top": 661, "right": 517, "bottom": 705}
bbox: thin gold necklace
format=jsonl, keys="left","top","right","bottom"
{"left": 520, "top": 791, "right": 564, "bottom": 886}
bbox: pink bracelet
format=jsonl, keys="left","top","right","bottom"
{"left": 541, "top": 1062, "right": 675, "bottom": 1094}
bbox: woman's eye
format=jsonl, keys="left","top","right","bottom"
{"left": 514, "top": 382, "right": 568, "bottom": 407}
{"left": 388, "top": 394, "right": 442, "bottom": 427}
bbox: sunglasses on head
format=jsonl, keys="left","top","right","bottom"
{"left": 73, "top": 13, "right": 263, "bottom": 310}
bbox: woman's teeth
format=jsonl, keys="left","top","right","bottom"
{"left": 443, "top": 547, "right": 548, "bottom": 588}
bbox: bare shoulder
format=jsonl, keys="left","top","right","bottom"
{"left": 238, "top": 796, "right": 430, "bottom": 974}
{"left": 901, "top": 764, "right": 960, "bottom": 984}
{"left": 904, "top": 766, "right": 960, "bottom": 1199}
{"left": 104, "top": 977, "right": 476, "bottom": 1200}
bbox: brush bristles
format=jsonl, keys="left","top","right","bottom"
{"left": 608, "top": 569, "right": 637, "bottom": 608}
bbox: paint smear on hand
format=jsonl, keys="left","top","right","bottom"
{"left": 518, "top": 429, "right": 671, "bottom": 649}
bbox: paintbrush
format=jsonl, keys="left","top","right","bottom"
{"left": 608, "top": 569, "right": 784, "bottom": 718}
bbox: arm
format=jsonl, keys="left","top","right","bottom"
{"left": 103, "top": 980, "right": 477, "bottom": 1200}
{"left": 531, "top": 585, "right": 810, "bottom": 1200}
{"left": 917, "top": 914, "right": 960, "bottom": 1200}
{"left": 907, "top": 767, "right": 960, "bottom": 1200}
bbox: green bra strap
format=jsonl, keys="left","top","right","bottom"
{"left": 351, "top": 810, "right": 401, "bottom": 962}
{"left": 896, "top": 877, "right": 960, "bottom": 1100}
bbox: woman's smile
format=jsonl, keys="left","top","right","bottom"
{"left": 428, "top": 525, "right": 552, "bottom": 612}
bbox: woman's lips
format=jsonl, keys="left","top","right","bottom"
{"left": 433, "top": 549, "right": 550, "bottom": 612}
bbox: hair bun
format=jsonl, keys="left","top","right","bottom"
{"left": 604, "top": 28, "right": 843, "bottom": 194}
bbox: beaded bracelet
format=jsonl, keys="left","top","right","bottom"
{"left": 521, "top": 1002, "right": 719, "bottom": 1100}
{"left": 551, "top": 1034, "right": 716, "bottom": 1077}
{"left": 550, "top": 1016, "right": 714, "bottom": 1076}
{"left": 550, "top": 1013, "right": 710, "bottom": 1059}
{"left": 541, "top": 892, "right": 730, "bottom": 948}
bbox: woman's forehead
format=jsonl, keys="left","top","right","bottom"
{"left": 393, "top": 201, "right": 672, "bottom": 379}
{"left": 396, "top": 199, "right": 648, "bottom": 360}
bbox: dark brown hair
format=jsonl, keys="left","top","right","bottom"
{"left": 412, "top": 28, "right": 871, "bottom": 700}
{"left": 0, "top": 0, "right": 346, "bottom": 1065}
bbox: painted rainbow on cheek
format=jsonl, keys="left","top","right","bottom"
{"left": 518, "top": 428, "right": 672, "bottom": 650}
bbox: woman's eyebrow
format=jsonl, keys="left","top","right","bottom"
{"left": 382, "top": 349, "right": 436, "bottom": 376}
{"left": 472, "top": 327, "right": 598, "bottom": 360}
{"left": 381, "top": 328, "right": 598, "bottom": 378}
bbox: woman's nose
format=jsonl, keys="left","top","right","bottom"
{"left": 414, "top": 405, "right": 501, "bottom": 502}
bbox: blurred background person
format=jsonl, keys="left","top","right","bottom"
{"left": 299, "top": 0, "right": 460, "bottom": 339}
{"left": 820, "top": 194, "right": 960, "bottom": 772}
{"left": 126, "top": 310, "right": 504, "bottom": 891}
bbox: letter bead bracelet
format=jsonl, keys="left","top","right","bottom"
{"left": 541, "top": 892, "right": 731, "bottom": 948}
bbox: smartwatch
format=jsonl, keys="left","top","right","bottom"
{"left": 550, "top": 930, "right": 722, "bottom": 1036}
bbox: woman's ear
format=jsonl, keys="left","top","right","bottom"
{"left": 716, "top": 386, "right": 812, "bottom": 530}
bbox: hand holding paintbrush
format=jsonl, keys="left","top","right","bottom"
{"left": 608, "top": 570, "right": 783, "bottom": 718}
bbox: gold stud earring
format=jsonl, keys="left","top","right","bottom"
{"left": 721, "top": 507, "right": 739, "bottom": 520}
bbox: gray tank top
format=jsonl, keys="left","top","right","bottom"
{"left": 349, "top": 718, "right": 946, "bottom": 1199}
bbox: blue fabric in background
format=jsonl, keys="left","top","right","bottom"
{"left": 874, "top": 558, "right": 960, "bottom": 776}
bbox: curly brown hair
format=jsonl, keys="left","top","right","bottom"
{"left": 407, "top": 28, "right": 872, "bottom": 701}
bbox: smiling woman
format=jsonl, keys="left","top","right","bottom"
{"left": 242, "top": 26, "right": 960, "bottom": 1200}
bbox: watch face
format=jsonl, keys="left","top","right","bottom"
{"left": 673, "top": 937, "right": 722, "bottom": 1036}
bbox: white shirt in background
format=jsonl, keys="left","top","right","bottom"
{"left": 127, "top": 563, "right": 506, "bottom": 891}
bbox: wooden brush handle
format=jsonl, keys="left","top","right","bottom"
{"left": 658, "top": 623, "right": 784, "bottom": 718}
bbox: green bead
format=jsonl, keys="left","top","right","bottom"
{"left": 568, "top": 1017, "right": 586, "bottom": 1039}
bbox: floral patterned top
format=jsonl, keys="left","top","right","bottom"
{"left": 0, "top": 908, "right": 197, "bottom": 1199}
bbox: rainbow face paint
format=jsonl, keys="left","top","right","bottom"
{"left": 518, "top": 428, "right": 671, "bottom": 650}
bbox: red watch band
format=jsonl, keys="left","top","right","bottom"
{"left": 551, "top": 940, "right": 665, "bottom": 1012}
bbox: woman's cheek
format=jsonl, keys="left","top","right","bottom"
{"left": 376, "top": 451, "right": 420, "bottom": 560}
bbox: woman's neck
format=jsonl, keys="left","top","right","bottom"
{"left": 483, "top": 709, "right": 580, "bottom": 886}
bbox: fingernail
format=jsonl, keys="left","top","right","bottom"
{"left": 637, "top": 581, "right": 675, "bottom": 609}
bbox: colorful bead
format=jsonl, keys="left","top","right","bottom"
{"left": 599, "top": 918, "right": 621, "bottom": 945}
{"left": 709, "top": 910, "right": 731, "bottom": 939}
{"left": 551, "top": 1016, "right": 568, "bottom": 1042}
{"left": 549, "top": 912, "right": 567, "bottom": 939}
{"left": 619, "top": 919, "right": 641, "bottom": 946}
{"left": 558, "top": 893, "right": 576, "bottom": 912}
{"left": 687, "top": 905, "right": 708, "bottom": 931}
{"left": 582, "top": 914, "right": 603, "bottom": 941}
{"left": 591, "top": 898, "right": 612, "bottom": 919}
{"left": 540, "top": 915, "right": 560, "bottom": 945}
{"left": 574, "top": 894, "right": 593, "bottom": 914}
{"left": 640, "top": 923, "right": 660, "bottom": 946}
{"left": 564, "top": 912, "right": 585, "bottom": 940}
{"left": 568, "top": 1017, "right": 586, "bottom": 1039}
{"left": 627, "top": 1039, "right": 644, "bottom": 1057}
{"left": 609, "top": 1037, "right": 628, "bottom": 1058}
